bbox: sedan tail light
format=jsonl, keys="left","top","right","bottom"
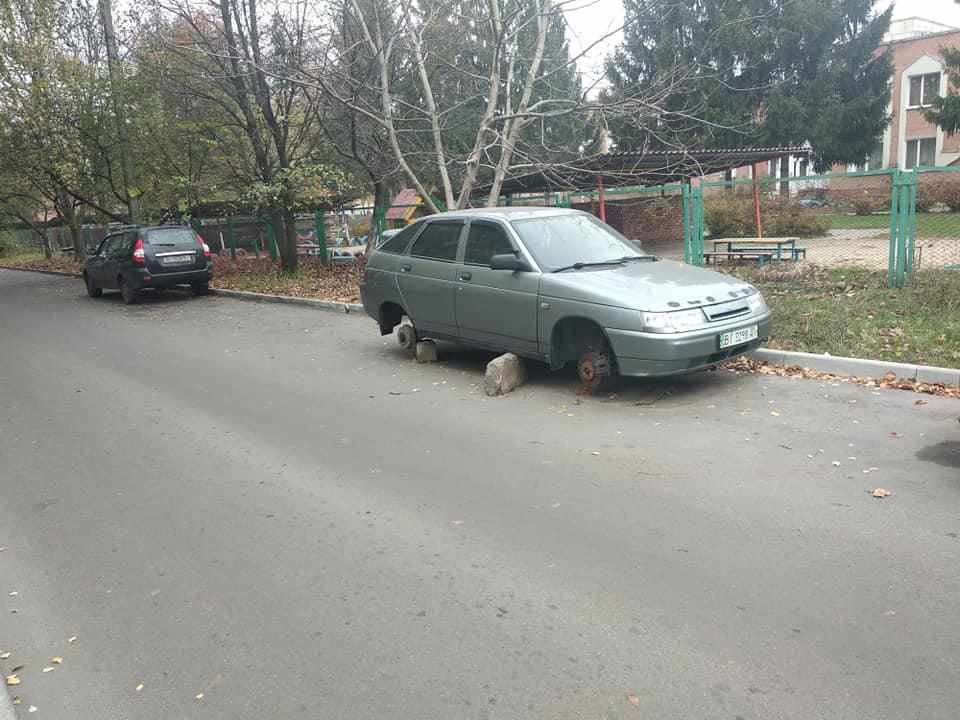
{"left": 132, "top": 238, "right": 145, "bottom": 265}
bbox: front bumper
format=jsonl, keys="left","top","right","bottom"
{"left": 606, "top": 312, "right": 772, "bottom": 377}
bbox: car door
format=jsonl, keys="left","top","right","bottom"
{"left": 455, "top": 220, "right": 541, "bottom": 356}
{"left": 87, "top": 237, "right": 110, "bottom": 286}
{"left": 396, "top": 220, "right": 464, "bottom": 338}
{"left": 105, "top": 233, "right": 132, "bottom": 288}
{"left": 97, "top": 235, "right": 122, "bottom": 288}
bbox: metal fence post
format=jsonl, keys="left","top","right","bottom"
{"left": 906, "top": 169, "right": 918, "bottom": 276}
{"left": 896, "top": 176, "right": 911, "bottom": 288}
{"left": 373, "top": 206, "right": 386, "bottom": 248}
{"left": 227, "top": 216, "right": 237, "bottom": 261}
{"left": 691, "top": 185, "right": 705, "bottom": 267}
{"left": 681, "top": 184, "right": 691, "bottom": 264}
{"left": 887, "top": 170, "right": 901, "bottom": 288}
{"left": 315, "top": 209, "right": 329, "bottom": 266}
{"left": 263, "top": 218, "right": 278, "bottom": 261}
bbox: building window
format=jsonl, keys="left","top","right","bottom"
{"left": 908, "top": 72, "right": 941, "bottom": 108}
{"left": 905, "top": 138, "right": 937, "bottom": 169}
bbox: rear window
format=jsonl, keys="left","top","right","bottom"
{"left": 145, "top": 228, "right": 197, "bottom": 248}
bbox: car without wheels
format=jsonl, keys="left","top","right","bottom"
{"left": 83, "top": 226, "right": 214, "bottom": 304}
{"left": 359, "top": 208, "right": 771, "bottom": 389}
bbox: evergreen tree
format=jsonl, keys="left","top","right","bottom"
{"left": 605, "top": 0, "right": 893, "bottom": 171}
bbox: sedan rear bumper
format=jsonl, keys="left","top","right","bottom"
{"left": 606, "top": 312, "right": 771, "bottom": 377}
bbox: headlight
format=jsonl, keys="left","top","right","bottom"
{"left": 746, "top": 291, "right": 767, "bottom": 314}
{"left": 641, "top": 308, "right": 707, "bottom": 333}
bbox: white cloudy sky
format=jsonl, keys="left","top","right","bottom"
{"left": 563, "top": 0, "right": 960, "bottom": 86}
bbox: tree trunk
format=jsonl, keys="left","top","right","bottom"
{"left": 369, "top": 179, "right": 389, "bottom": 254}
{"left": 278, "top": 208, "right": 299, "bottom": 273}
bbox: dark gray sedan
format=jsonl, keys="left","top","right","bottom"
{"left": 360, "top": 208, "right": 770, "bottom": 388}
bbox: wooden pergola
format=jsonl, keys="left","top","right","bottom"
{"left": 488, "top": 145, "right": 812, "bottom": 237}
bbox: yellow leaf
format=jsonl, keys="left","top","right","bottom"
{"left": 195, "top": 693, "right": 204, "bottom": 700}
{"left": 136, "top": 683, "right": 144, "bottom": 692}
{"left": 51, "top": 657, "right": 63, "bottom": 664}
{"left": 5, "top": 675, "right": 20, "bottom": 685}
{"left": 42, "top": 666, "right": 55, "bottom": 673}
{"left": 0, "top": 652, "right": 10, "bottom": 659}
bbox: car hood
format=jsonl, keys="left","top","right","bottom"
{"left": 539, "top": 259, "right": 755, "bottom": 312}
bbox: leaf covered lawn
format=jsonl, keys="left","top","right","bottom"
{"left": 211, "top": 255, "right": 365, "bottom": 303}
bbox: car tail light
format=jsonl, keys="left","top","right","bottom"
{"left": 132, "top": 237, "right": 145, "bottom": 265}
{"left": 196, "top": 234, "right": 211, "bottom": 258}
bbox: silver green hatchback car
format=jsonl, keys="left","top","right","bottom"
{"left": 360, "top": 208, "right": 770, "bottom": 387}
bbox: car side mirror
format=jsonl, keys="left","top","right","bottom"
{"left": 490, "top": 253, "right": 531, "bottom": 272}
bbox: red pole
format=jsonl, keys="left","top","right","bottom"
{"left": 751, "top": 163, "right": 763, "bottom": 239}
{"left": 597, "top": 175, "right": 606, "bottom": 223}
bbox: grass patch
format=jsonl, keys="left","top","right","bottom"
{"left": 733, "top": 265, "right": 960, "bottom": 367}
{"left": 823, "top": 211, "right": 960, "bottom": 236}
{"left": 211, "top": 255, "right": 364, "bottom": 303}
{"left": 0, "top": 250, "right": 83, "bottom": 275}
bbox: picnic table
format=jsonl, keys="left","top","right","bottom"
{"left": 705, "top": 237, "right": 805, "bottom": 265}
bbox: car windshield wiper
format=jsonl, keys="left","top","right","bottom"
{"left": 552, "top": 259, "right": 626, "bottom": 273}
{"left": 619, "top": 255, "right": 657, "bottom": 262}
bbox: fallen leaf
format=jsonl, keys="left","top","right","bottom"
{"left": 0, "top": 652, "right": 10, "bottom": 659}
{"left": 770, "top": 411, "right": 780, "bottom": 417}
{"left": 914, "top": 399, "right": 928, "bottom": 406}
{"left": 10, "top": 665, "right": 24, "bottom": 673}
{"left": 136, "top": 683, "right": 144, "bottom": 692}
{"left": 5, "top": 675, "right": 20, "bottom": 686}
{"left": 28, "top": 705, "right": 37, "bottom": 713}
{"left": 627, "top": 693, "right": 641, "bottom": 705}
{"left": 590, "top": 451, "right": 600, "bottom": 456}
{"left": 42, "top": 666, "right": 54, "bottom": 673}
{"left": 195, "top": 693, "right": 205, "bottom": 700}
{"left": 11, "top": 696, "right": 20, "bottom": 704}
{"left": 883, "top": 371, "right": 897, "bottom": 382}
{"left": 67, "top": 636, "right": 77, "bottom": 644}
{"left": 832, "top": 461, "right": 841, "bottom": 467}
{"left": 8, "top": 592, "right": 17, "bottom": 597}
{"left": 50, "top": 657, "right": 62, "bottom": 665}
{"left": 872, "top": 488, "right": 892, "bottom": 498}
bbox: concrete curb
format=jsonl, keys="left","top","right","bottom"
{"left": 209, "top": 287, "right": 364, "bottom": 314}
{"left": 0, "top": 684, "right": 17, "bottom": 720}
{"left": 0, "top": 265, "right": 80, "bottom": 278}
{"left": 751, "top": 348, "right": 960, "bottom": 387}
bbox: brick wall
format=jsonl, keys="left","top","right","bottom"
{"left": 886, "top": 30, "right": 960, "bottom": 166}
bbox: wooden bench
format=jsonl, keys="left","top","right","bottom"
{"left": 730, "top": 245, "right": 807, "bottom": 261}
{"left": 703, "top": 250, "right": 775, "bottom": 266}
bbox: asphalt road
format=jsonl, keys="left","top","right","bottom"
{"left": 1, "top": 268, "right": 959, "bottom": 720}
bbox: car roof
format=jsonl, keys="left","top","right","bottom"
{"left": 423, "top": 207, "right": 581, "bottom": 222}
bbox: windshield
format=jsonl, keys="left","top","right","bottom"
{"left": 510, "top": 213, "right": 643, "bottom": 272}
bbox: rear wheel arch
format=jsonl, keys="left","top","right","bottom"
{"left": 378, "top": 301, "right": 405, "bottom": 336}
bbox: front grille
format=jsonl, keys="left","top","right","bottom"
{"left": 702, "top": 298, "right": 750, "bottom": 322}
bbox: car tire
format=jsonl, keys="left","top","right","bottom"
{"left": 397, "top": 323, "right": 417, "bottom": 351}
{"left": 84, "top": 272, "right": 102, "bottom": 298}
{"left": 191, "top": 282, "right": 210, "bottom": 296}
{"left": 119, "top": 278, "right": 138, "bottom": 305}
{"left": 577, "top": 345, "right": 618, "bottom": 392}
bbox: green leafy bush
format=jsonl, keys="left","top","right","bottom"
{"left": 705, "top": 195, "right": 829, "bottom": 238}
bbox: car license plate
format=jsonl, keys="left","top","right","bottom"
{"left": 160, "top": 254, "right": 193, "bottom": 266}
{"left": 719, "top": 325, "right": 758, "bottom": 349}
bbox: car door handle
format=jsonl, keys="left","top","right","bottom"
{"left": 459, "top": 272, "right": 472, "bottom": 281}
{"left": 400, "top": 264, "right": 412, "bottom": 272}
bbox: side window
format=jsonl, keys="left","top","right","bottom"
{"left": 379, "top": 223, "right": 421, "bottom": 254}
{"left": 102, "top": 235, "right": 120, "bottom": 257}
{"left": 464, "top": 223, "right": 514, "bottom": 266}
{"left": 409, "top": 222, "right": 462, "bottom": 262}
